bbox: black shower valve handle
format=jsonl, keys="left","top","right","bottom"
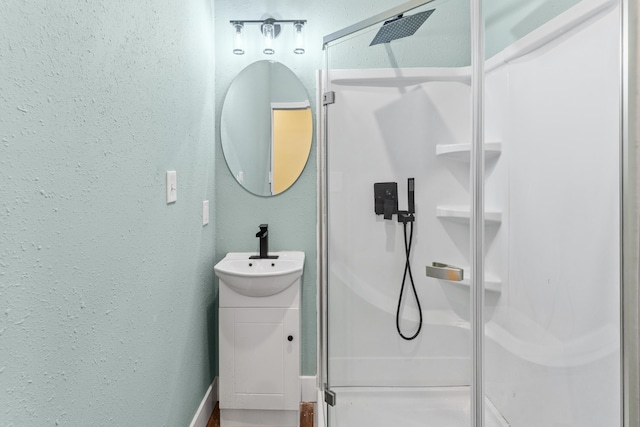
{"left": 384, "top": 197, "right": 395, "bottom": 220}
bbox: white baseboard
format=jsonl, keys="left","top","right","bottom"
{"left": 300, "top": 376, "right": 317, "bottom": 402}
{"left": 190, "top": 377, "right": 218, "bottom": 427}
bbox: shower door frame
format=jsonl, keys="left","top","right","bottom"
{"left": 621, "top": 0, "right": 639, "bottom": 425}
{"left": 317, "top": 0, "right": 638, "bottom": 426}
{"left": 319, "top": 0, "right": 483, "bottom": 424}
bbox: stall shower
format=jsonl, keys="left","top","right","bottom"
{"left": 318, "top": 0, "right": 624, "bottom": 425}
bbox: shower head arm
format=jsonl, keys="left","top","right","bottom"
{"left": 322, "top": 0, "right": 436, "bottom": 48}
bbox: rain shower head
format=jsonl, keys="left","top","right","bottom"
{"left": 369, "top": 9, "right": 435, "bottom": 46}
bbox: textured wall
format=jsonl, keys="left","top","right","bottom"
{"left": 0, "top": 1, "right": 216, "bottom": 425}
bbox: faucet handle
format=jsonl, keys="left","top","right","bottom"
{"left": 256, "top": 224, "right": 268, "bottom": 237}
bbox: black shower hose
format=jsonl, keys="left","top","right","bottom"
{"left": 396, "top": 220, "right": 423, "bottom": 340}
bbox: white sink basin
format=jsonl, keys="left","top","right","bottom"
{"left": 214, "top": 251, "right": 305, "bottom": 297}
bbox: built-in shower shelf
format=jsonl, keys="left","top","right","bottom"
{"left": 449, "top": 277, "right": 502, "bottom": 293}
{"left": 436, "top": 142, "right": 502, "bottom": 161}
{"left": 436, "top": 206, "right": 502, "bottom": 225}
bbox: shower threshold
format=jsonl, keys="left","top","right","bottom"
{"left": 327, "top": 386, "right": 509, "bottom": 427}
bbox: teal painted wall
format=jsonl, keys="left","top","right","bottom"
{"left": 0, "top": 1, "right": 216, "bottom": 425}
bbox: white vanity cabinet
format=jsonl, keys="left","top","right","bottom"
{"left": 219, "top": 307, "right": 300, "bottom": 410}
{"left": 215, "top": 251, "right": 304, "bottom": 427}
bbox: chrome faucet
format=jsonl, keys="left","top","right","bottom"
{"left": 250, "top": 224, "right": 279, "bottom": 259}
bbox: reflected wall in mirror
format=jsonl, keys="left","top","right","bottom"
{"left": 221, "top": 60, "right": 312, "bottom": 196}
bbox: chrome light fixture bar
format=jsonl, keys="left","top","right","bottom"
{"left": 230, "top": 19, "right": 307, "bottom": 55}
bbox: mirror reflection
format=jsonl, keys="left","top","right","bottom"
{"left": 221, "top": 60, "right": 312, "bottom": 196}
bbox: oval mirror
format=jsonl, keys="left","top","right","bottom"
{"left": 221, "top": 60, "right": 313, "bottom": 196}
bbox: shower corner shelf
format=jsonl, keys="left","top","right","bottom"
{"left": 449, "top": 277, "right": 502, "bottom": 293}
{"left": 435, "top": 142, "right": 502, "bottom": 161}
{"left": 436, "top": 206, "right": 502, "bottom": 225}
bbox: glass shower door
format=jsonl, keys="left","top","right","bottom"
{"left": 321, "top": 1, "right": 478, "bottom": 425}
{"left": 322, "top": 0, "right": 625, "bottom": 426}
{"left": 481, "top": 0, "right": 622, "bottom": 425}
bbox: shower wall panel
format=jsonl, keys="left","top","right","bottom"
{"left": 484, "top": 2, "right": 621, "bottom": 425}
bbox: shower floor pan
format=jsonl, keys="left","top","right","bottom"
{"left": 327, "top": 386, "right": 509, "bottom": 427}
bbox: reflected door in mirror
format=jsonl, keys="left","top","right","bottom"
{"left": 271, "top": 103, "right": 312, "bottom": 195}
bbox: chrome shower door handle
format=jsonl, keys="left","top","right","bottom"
{"left": 426, "top": 262, "right": 464, "bottom": 281}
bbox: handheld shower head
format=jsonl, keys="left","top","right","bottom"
{"left": 408, "top": 178, "right": 415, "bottom": 215}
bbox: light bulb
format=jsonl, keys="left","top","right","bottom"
{"left": 233, "top": 23, "right": 245, "bottom": 55}
{"left": 262, "top": 23, "right": 275, "bottom": 55}
{"left": 293, "top": 22, "right": 305, "bottom": 54}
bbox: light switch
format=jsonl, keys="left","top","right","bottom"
{"left": 166, "top": 171, "right": 177, "bottom": 203}
{"left": 203, "top": 200, "right": 209, "bottom": 225}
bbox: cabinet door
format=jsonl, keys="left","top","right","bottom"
{"left": 219, "top": 307, "right": 300, "bottom": 410}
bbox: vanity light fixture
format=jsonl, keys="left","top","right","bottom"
{"left": 230, "top": 18, "right": 307, "bottom": 55}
